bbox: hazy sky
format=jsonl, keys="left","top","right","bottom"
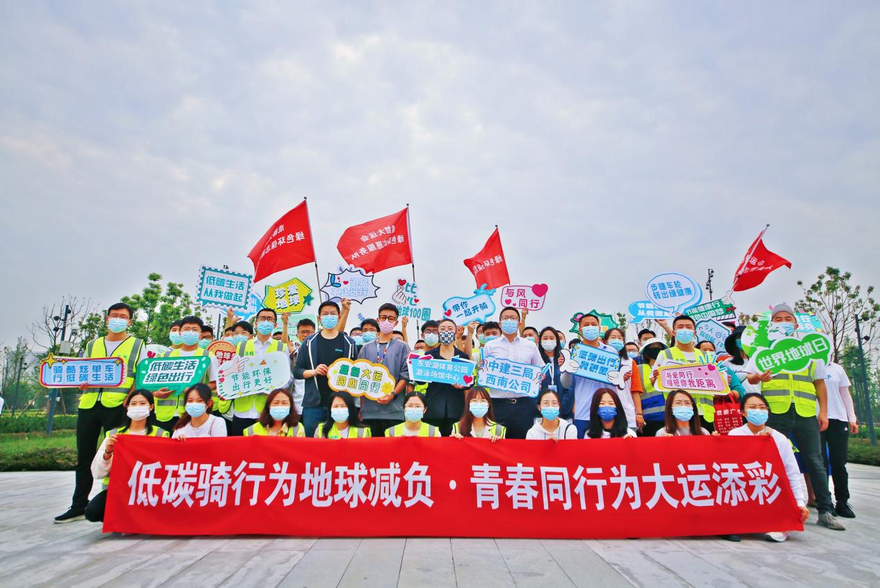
{"left": 2, "top": 1, "right": 878, "bottom": 348}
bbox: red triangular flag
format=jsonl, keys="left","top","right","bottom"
{"left": 336, "top": 209, "right": 413, "bottom": 274}
{"left": 248, "top": 201, "right": 316, "bottom": 283}
{"left": 732, "top": 227, "right": 791, "bottom": 292}
{"left": 464, "top": 228, "right": 511, "bottom": 290}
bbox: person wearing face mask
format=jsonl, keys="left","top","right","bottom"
{"left": 469, "top": 321, "right": 499, "bottom": 384}
{"left": 168, "top": 320, "right": 183, "bottom": 350}
{"left": 625, "top": 342, "right": 640, "bottom": 361}
{"left": 315, "top": 391, "right": 372, "bottom": 438}
{"left": 349, "top": 327, "right": 364, "bottom": 348}
{"left": 222, "top": 327, "right": 235, "bottom": 343}
{"left": 657, "top": 389, "right": 709, "bottom": 436}
{"left": 199, "top": 325, "right": 214, "bottom": 350}
{"left": 413, "top": 340, "right": 428, "bottom": 353}
{"left": 385, "top": 392, "right": 441, "bottom": 437}
{"left": 559, "top": 313, "right": 620, "bottom": 439}
{"left": 538, "top": 327, "right": 574, "bottom": 421}
{"left": 422, "top": 318, "right": 475, "bottom": 436}
{"left": 586, "top": 389, "right": 636, "bottom": 439}
{"left": 242, "top": 388, "right": 305, "bottom": 437}
{"left": 420, "top": 320, "right": 440, "bottom": 350}
{"left": 360, "top": 303, "right": 411, "bottom": 437}
{"left": 172, "top": 384, "right": 228, "bottom": 439}
{"left": 231, "top": 320, "right": 254, "bottom": 347}
{"left": 745, "top": 303, "right": 843, "bottom": 531}
{"left": 521, "top": 326, "right": 540, "bottom": 347}
{"left": 526, "top": 389, "right": 578, "bottom": 440}
{"left": 729, "top": 392, "right": 811, "bottom": 541}
{"left": 722, "top": 326, "right": 761, "bottom": 394}
{"left": 84, "top": 389, "right": 169, "bottom": 523}
{"left": 228, "top": 308, "right": 288, "bottom": 436}
{"left": 603, "top": 328, "right": 644, "bottom": 432}
{"left": 296, "top": 301, "right": 359, "bottom": 437}
{"left": 482, "top": 308, "right": 546, "bottom": 439}
{"left": 451, "top": 387, "right": 506, "bottom": 441}
{"left": 56, "top": 303, "right": 145, "bottom": 524}
{"left": 288, "top": 318, "right": 317, "bottom": 416}
{"left": 637, "top": 338, "right": 670, "bottom": 437}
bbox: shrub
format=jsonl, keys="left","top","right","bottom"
{"left": 0, "top": 414, "right": 77, "bottom": 434}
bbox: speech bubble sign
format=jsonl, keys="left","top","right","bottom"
{"left": 321, "top": 266, "right": 379, "bottom": 304}
{"left": 686, "top": 297, "right": 737, "bottom": 322}
{"left": 207, "top": 340, "right": 237, "bottom": 366}
{"left": 409, "top": 353, "right": 476, "bottom": 386}
{"left": 558, "top": 345, "right": 628, "bottom": 390}
{"left": 569, "top": 310, "right": 617, "bottom": 335}
{"left": 655, "top": 363, "right": 730, "bottom": 395}
{"left": 645, "top": 272, "right": 703, "bottom": 314}
{"left": 499, "top": 284, "right": 548, "bottom": 311}
{"left": 217, "top": 352, "right": 292, "bottom": 400}
{"left": 264, "top": 277, "right": 314, "bottom": 314}
{"left": 326, "top": 358, "right": 396, "bottom": 400}
{"left": 752, "top": 333, "right": 832, "bottom": 374}
{"left": 39, "top": 355, "right": 126, "bottom": 389}
{"left": 392, "top": 277, "right": 430, "bottom": 321}
{"left": 696, "top": 319, "right": 731, "bottom": 353}
{"left": 628, "top": 300, "right": 675, "bottom": 322}
{"left": 137, "top": 356, "right": 212, "bottom": 393}
{"left": 197, "top": 266, "right": 253, "bottom": 312}
{"left": 234, "top": 292, "right": 264, "bottom": 321}
{"left": 478, "top": 356, "right": 547, "bottom": 397}
{"left": 442, "top": 286, "right": 497, "bottom": 325}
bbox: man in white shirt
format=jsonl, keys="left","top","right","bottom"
{"left": 482, "top": 306, "right": 545, "bottom": 439}
{"left": 821, "top": 361, "right": 859, "bottom": 518}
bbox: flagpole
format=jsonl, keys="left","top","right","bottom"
{"left": 732, "top": 224, "right": 769, "bottom": 290}
{"left": 303, "top": 197, "right": 324, "bottom": 304}
{"left": 406, "top": 203, "right": 420, "bottom": 334}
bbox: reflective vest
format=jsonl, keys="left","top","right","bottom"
{"left": 660, "top": 347, "right": 714, "bottom": 422}
{"left": 102, "top": 426, "right": 169, "bottom": 488}
{"left": 235, "top": 338, "right": 287, "bottom": 414}
{"left": 166, "top": 347, "right": 231, "bottom": 417}
{"left": 639, "top": 364, "right": 666, "bottom": 422}
{"left": 152, "top": 348, "right": 209, "bottom": 422}
{"left": 451, "top": 421, "right": 506, "bottom": 438}
{"left": 78, "top": 337, "right": 144, "bottom": 410}
{"left": 385, "top": 422, "right": 440, "bottom": 437}
{"left": 762, "top": 365, "right": 819, "bottom": 417}
{"left": 243, "top": 421, "right": 305, "bottom": 437}
{"left": 315, "top": 422, "right": 372, "bottom": 439}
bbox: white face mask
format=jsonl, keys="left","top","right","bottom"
{"left": 541, "top": 339, "right": 557, "bottom": 352}
{"left": 127, "top": 406, "right": 150, "bottom": 421}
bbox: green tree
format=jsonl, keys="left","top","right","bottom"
{"left": 121, "top": 273, "right": 199, "bottom": 344}
{"left": 615, "top": 312, "right": 627, "bottom": 333}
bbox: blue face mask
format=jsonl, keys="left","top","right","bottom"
{"left": 269, "top": 406, "right": 290, "bottom": 421}
{"left": 404, "top": 407, "right": 423, "bottom": 423}
{"left": 469, "top": 402, "right": 489, "bottom": 418}
{"left": 424, "top": 333, "right": 439, "bottom": 347}
{"left": 185, "top": 403, "right": 207, "bottom": 418}
{"left": 169, "top": 332, "right": 183, "bottom": 346}
{"left": 582, "top": 325, "right": 600, "bottom": 341}
{"left": 501, "top": 319, "right": 519, "bottom": 335}
{"left": 362, "top": 330, "right": 376, "bottom": 343}
{"left": 180, "top": 331, "right": 200, "bottom": 346}
{"left": 608, "top": 339, "right": 624, "bottom": 352}
{"left": 331, "top": 407, "right": 349, "bottom": 423}
{"left": 224, "top": 336, "right": 236, "bottom": 343}
{"left": 627, "top": 351, "right": 639, "bottom": 360}
{"left": 541, "top": 407, "right": 560, "bottom": 421}
{"left": 675, "top": 329, "right": 695, "bottom": 345}
{"left": 746, "top": 408, "right": 769, "bottom": 426}
{"left": 256, "top": 321, "right": 275, "bottom": 336}
{"left": 321, "top": 314, "right": 339, "bottom": 330}
{"left": 672, "top": 406, "right": 694, "bottom": 422}
{"left": 478, "top": 335, "right": 487, "bottom": 345}
{"left": 107, "top": 318, "right": 128, "bottom": 333}
{"left": 597, "top": 406, "right": 617, "bottom": 421}
{"left": 197, "top": 338, "right": 210, "bottom": 349}
{"left": 353, "top": 336, "right": 364, "bottom": 346}
{"left": 777, "top": 322, "right": 795, "bottom": 336}
{"left": 484, "top": 335, "right": 498, "bottom": 343}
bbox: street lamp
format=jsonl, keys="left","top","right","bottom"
{"left": 46, "top": 304, "right": 71, "bottom": 435}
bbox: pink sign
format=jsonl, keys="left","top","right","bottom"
{"left": 500, "top": 284, "right": 548, "bottom": 311}
{"left": 655, "top": 363, "right": 730, "bottom": 395}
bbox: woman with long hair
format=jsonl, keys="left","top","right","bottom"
{"left": 243, "top": 388, "right": 305, "bottom": 437}
{"left": 586, "top": 388, "right": 636, "bottom": 439}
{"left": 451, "top": 387, "right": 505, "bottom": 441}
{"left": 172, "top": 383, "right": 227, "bottom": 440}
{"left": 657, "top": 389, "right": 709, "bottom": 436}
{"left": 315, "top": 391, "right": 371, "bottom": 438}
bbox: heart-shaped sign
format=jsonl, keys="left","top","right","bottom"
{"left": 463, "top": 375, "right": 474, "bottom": 385}
{"left": 398, "top": 279, "right": 407, "bottom": 286}
{"left": 531, "top": 283, "right": 549, "bottom": 297}
{"left": 444, "top": 309, "right": 452, "bottom": 317}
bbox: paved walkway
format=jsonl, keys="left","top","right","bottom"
{"left": 0, "top": 466, "right": 879, "bottom": 587}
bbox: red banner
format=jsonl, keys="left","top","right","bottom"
{"left": 336, "top": 209, "right": 412, "bottom": 274}
{"left": 732, "top": 227, "right": 791, "bottom": 292}
{"left": 464, "top": 227, "right": 511, "bottom": 290}
{"left": 248, "top": 201, "right": 317, "bottom": 283}
{"left": 104, "top": 436, "right": 802, "bottom": 538}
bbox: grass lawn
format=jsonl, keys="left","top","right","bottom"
{"left": 0, "top": 431, "right": 78, "bottom": 471}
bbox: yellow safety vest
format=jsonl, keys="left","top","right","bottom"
{"left": 385, "top": 422, "right": 440, "bottom": 437}
{"left": 660, "top": 347, "right": 715, "bottom": 422}
{"left": 79, "top": 336, "right": 144, "bottom": 410}
{"left": 762, "top": 365, "right": 819, "bottom": 417}
{"left": 234, "top": 338, "right": 287, "bottom": 414}
{"left": 243, "top": 421, "right": 305, "bottom": 437}
{"left": 639, "top": 363, "right": 666, "bottom": 421}
{"left": 451, "top": 421, "right": 506, "bottom": 438}
{"left": 102, "top": 426, "right": 169, "bottom": 488}
{"left": 315, "top": 422, "right": 372, "bottom": 439}
{"left": 154, "top": 348, "right": 220, "bottom": 421}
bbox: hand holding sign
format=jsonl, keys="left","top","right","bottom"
{"left": 443, "top": 286, "right": 496, "bottom": 325}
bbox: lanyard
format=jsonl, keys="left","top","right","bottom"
{"left": 377, "top": 342, "right": 389, "bottom": 364}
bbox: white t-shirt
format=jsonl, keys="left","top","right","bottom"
{"left": 722, "top": 359, "right": 761, "bottom": 394}
{"left": 172, "top": 414, "right": 228, "bottom": 439}
{"left": 729, "top": 424, "right": 806, "bottom": 506}
{"left": 174, "top": 349, "right": 219, "bottom": 382}
{"left": 823, "top": 362, "right": 852, "bottom": 422}
{"left": 526, "top": 418, "right": 579, "bottom": 440}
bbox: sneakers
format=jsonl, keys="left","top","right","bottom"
{"left": 835, "top": 503, "right": 856, "bottom": 519}
{"left": 817, "top": 512, "right": 846, "bottom": 531}
{"left": 54, "top": 507, "right": 85, "bottom": 524}
{"left": 764, "top": 532, "right": 790, "bottom": 543}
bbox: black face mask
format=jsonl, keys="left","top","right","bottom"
{"left": 644, "top": 346, "right": 662, "bottom": 360}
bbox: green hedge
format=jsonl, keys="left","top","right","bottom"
{"left": 848, "top": 438, "right": 880, "bottom": 467}
{"left": 0, "top": 432, "right": 77, "bottom": 472}
{"left": 0, "top": 414, "right": 77, "bottom": 434}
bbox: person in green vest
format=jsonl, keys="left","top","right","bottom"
{"left": 84, "top": 389, "right": 169, "bottom": 522}
{"left": 242, "top": 388, "right": 305, "bottom": 437}
{"left": 56, "top": 302, "right": 145, "bottom": 524}
{"left": 385, "top": 392, "right": 441, "bottom": 437}
{"left": 637, "top": 337, "right": 669, "bottom": 437}
{"left": 746, "top": 303, "right": 845, "bottom": 531}
{"left": 315, "top": 391, "right": 372, "bottom": 439}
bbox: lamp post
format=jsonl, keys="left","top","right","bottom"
{"left": 46, "top": 304, "right": 71, "bottom": 436}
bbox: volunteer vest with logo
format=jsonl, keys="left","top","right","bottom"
{"left": 451, "top": 421, "right": 506, "bottom": 438}
{"left": 243, "top": 421, "right": 305, "bottom": 437}
{"left": 662, "top": 347, "right": 714, "bottom": 422}
{"left": 102, "top": 426, "right": 168, "bottom": 488}
{"left": 79, "top": 336, "right": 144, "bottom": 410}
{"left": 640, "top": 363, "right": 666, "bottom": 422}
{"left": 385, "top": 422, "right": 440, "bottom": 437}
{"left": 235, "top": 338, "right": 286, "bottom": 414}
{"left": 762, "top": 364, "right": 819, "bottom": 417}
{"left": 315, "top": 422, "right": 372, "bottom": 439}
{"left": 155, "top": 348, "right": 215, "bottom": 422}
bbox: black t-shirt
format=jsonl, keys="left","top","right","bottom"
{"left": 316, "top": 332, "right": 347, "bottom": 406}
{"left": 424, "top": 346, "right": 473, "bottom": 420}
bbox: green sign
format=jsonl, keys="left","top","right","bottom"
{"left": 569, "top": 310, "right": 617, "bottom": 335}
{"left": 685, "top": 299, "right": 736, "bottom": 322}
{"left": 752, "top": 333, "right": 832, "bottom": 374}
{"left": 136, "top": 356, "right": 211, "bottom": 393}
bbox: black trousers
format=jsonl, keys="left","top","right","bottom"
{"left": 72, "top": 404, "right": 125, "bottom": 510}
{"left": 424, "top": 417, "right": 459, "bottom": 438}
{"left": 85, "top": 489, "right": 107, "bottom": 522}
{"left": 229, "top": 416, "right": 256, "bottom": 436}
{"left": 639, "top": 420, "right": 665, "bottom": 438}
{"left": 491, "top": 398, "right": 537, "bottom": 440}
{"left": 821, "top": 419, "right": 850, "bottom": 504}
{"left": 365, "top": 419, "right": 404, "bottom": 438}
{"left": 767, "top": 407, "right": 833, "bottom": 514}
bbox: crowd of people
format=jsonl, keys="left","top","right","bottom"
{"left": 53, "top": 298, "right": 860, "bottom": 542}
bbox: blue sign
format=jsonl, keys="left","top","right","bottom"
{"left": 478, "top": 356, "right": 548, "bottom": 397}
{"left": 645, "top": 272, "right": 702, "bottom": 314}
{"left": 560, "top": 344, "right": 627, "bottom": 389}
{"left": 442, "top": 286, "right": 497, "bottom": 325}
{"left": 234, "top": 292, "right": 264, "bottom": 321}
{"left": 628, "top": 300, "right": 674, "bottom": 322}
{"left": 197, "top": 266, "right": 253, "bottom": 312}
{"left": 410, "top": 354, "right": 475, "bottom": 386}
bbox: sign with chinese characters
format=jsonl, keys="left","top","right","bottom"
{"left": 696, "top": 319, "right": 731, "bottom": 353}
{"left": 143, "top": 344, "right": 171, "bottom": 360}
{"left": 478, "top": 356, "right": 547, "bottom": 397}
{"left": 558, "top": 345, "right": 628, "bottom": 390}
{"left": 568, "top": 310, "right": 617, "bottom": 335}
{"left": 627, "top": 300, "right": 674, "bottom": 322}
{"left": 216, "top": 352, "right": 292, "bottom": 400}
{"left": 686, "top": 297, "right": 737, "bottom": 322}
{"left": 136, "top": 356, "right": 212, "bottom": 393}
{"left": 392, "top": 278, "right": 430, "bottom": 321}
{"left": 409, "top": 354, "right": 476, "bottom": 387}
{"left": 326, "top": 358, "right": 396, "bottom": 400}
{"left": 105, "top": 435, "right": 804, "bottom": 539}
{"left": 197, "top": 266, "right": 253, "bottom": 312}
{"left": 39, "top": 355, "right": 125, "bottom": 389}
{"left": 207, "top": 340, "right": 237, "bottom": 366}
{"left": 320, "top": 266, "right": 379, "bottom": 304}
{"left": 499, "top": 284, "right": 548, "bottom": 311}
{"left": 442, "top": 286, "right": 496, "bottom": 325}
{"left": 234, "top": 292, "right": 264, "bottom": 321}
{"left": 629, "top": 272, "right": 702, "bottom": 322}
{"left": 752, "top": 333, "right": 832, "bottom": 374}
{"left": 263, "top": 277, "right": 314, "bottom": 314}
{"left": 655, "top": 363, "right": 730, "bottom": 395}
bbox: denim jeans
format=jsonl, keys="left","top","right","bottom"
{"left": 302, "top": 406, "right": 328, "bottom": 438}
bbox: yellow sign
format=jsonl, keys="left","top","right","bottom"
{"left": 264, "top": 278, "right": 313, "bottom": 314}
